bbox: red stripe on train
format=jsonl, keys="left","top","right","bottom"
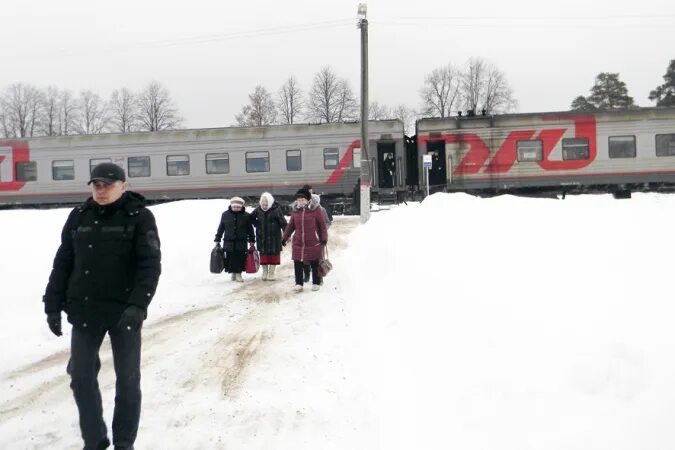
{"left": 325, "top": 140, "right": 359, "bottom": 185}
{"left": 0, "top": 140, "right": 29, "bottom": 191}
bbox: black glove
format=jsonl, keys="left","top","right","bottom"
{"left": 320, "top": 241, "right": 327, "bottom": 246}
{"left": 47, "top": 312, "right": 62, "bottom": 337}
{"left": 118, "top": 305, "right": 146, "bottom": 331}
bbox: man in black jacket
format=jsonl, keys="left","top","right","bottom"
{"left": 43, "top": 163, "right": 161, "bottom": 450}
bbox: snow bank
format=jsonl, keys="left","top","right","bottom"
{"left": 343, "top": 193, "right": 675, "bottom": 450}
{"left": 3, "top": 192, "right": 675, "bottom": 449}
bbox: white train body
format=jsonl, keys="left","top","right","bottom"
{"left": 0, "top": 120, "right": 406, "bottom": 207}
{"left": 416, "top": 108, "right": 675, "bottom": 194}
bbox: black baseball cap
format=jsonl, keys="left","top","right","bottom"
{"left": 88, "top": 163, "right": 126, "bottom": 184}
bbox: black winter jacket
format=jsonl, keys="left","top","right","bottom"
{"left": 250, "top": 202, "right": 287, "bottom": 255}
{"left": 214, "top": 207, "right": 255, "bottom": 252}
{"left": 43, "top": 191, "right": 162, "bottom": 328}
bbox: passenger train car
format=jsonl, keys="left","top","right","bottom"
{"left": 416, "top": 107, "right": 675, "bottom": 197}
{"left": 0, "top": 120, "right": 406, "bottom": 211}
{"left": 1, "top": 107, "right": 675, "bottom": 210}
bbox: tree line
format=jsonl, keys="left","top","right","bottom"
{"left": 571, "top": 59, "right": 675, "bottom": 111}
{"left": 3, "top": 58, "right": 672, "bottom": 139}
{"left": 0, "top": 81, "right": 182, "bottom": 139}
{"left": 236, "top": 57, "right": 517, "bottom": 135}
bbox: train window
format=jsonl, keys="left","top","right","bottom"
{"left": 128, "top": 156, "right": 151, "bottom": 178}
{"left": 608, "top": 136, "right": 636, "bottom": 158}
{"left": 16, "top": 161, "right": 37, "bottom": 181}
{"left": 286, "top": 150, "right": 302, "bottom": 171}
{"left": 562, "top": 138, "right": 589, "bottom": 160}
{"left": 246, "top": 152, "right": 270, "bottom": 173}
{"left": 206, "top": 153, "right": 229, "bottom": 174}
{"left": 516, "top": 140, "right": 543, "bottom": 161}
{"left": 52, "top": 160, "right": 74, "bottom": 181}
{"left": 656, "top": 134, "right": 675, "bottom": 157}
{"left": 90, "top": 158, "right": 112, "bottom": 174}
{"left": 324, "top": 148, "right": 339, "bottom": 169}
{"left": 167, "top": 155, "right": 190, "bottom": 176}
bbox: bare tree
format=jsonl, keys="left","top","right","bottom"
{"left": 109, "top": 88, "right": 139, "bottom": 133}
{"left": 420, "top": 63, "right": 461, "bottom": 118}
{"left": 392, "top": 104, "right": 416, "bottom": 135}
{"left": 481, "top": 63, "right": 517, "bottom": 114}
{"left": 58, "top": 90, "right": 78, "bottom": 136}
{"left": 335, "top": 79, "right": 358, "bottom": 122}
{"left": 0, "top": 83, "right": 43, "bottom": 138}
{"left": 278, "top": 77, "right": 303, "bottom": 125}
{"left": 0, "top": 109, "right": 11, "bottom": 138}
{"left": 460, "top": 58, "right": 516, "bottom": 114}
{"left": 369, "top": 101, "right": 391, "bottom": 120}
{"left": 307, "top": 66, "right": 341, "bottom": 123}
{"left": 235, "top": 85, "right": 277, "bottom": 127}
{"left": 138, "top": 81, "right": 182, "bottom": 132}
{"left": 75, "top": 90, "right": 108, "bottom": 134}
{"left": 461, "top": 58, "right": 485, "bottom": 113}
{"left": 41, "top": 86, "right": 60, "bottom": 136}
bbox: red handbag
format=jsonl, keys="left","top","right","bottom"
{"left": 245, "top": 246, "right": 260, "bottom": 274}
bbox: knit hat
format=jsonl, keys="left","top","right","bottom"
{"left": 295, "top": 189, "right": 311, "bottom": 201}
{"left": 230, "top": 196, "right": 245, "bottom": 206}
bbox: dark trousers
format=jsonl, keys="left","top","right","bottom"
{"left": 295, "top": 260, "right": 319, "bottom": 286}
{"left": 68, "top": 322, "right": 142, "bottom": 448}
{"left": 224, "top": 249, "right": 247, "bottom": 273}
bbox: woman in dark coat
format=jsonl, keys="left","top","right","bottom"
{"left": 282, "top": 189, "right": 328, "bottom": 292}
{"left": 250, "top": 192, "right": 287, "bottom": 281}
{"left": 214, "top": 196, "right": 255, "bottom": 282}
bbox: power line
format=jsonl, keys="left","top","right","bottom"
{"left": 375, "top": 14, "right": 675, "bottom": 22}
{"left": 371, "top": 16, "right": 675, "bottom": 30}
{"left": 30, "top": 19, "right": 356, "bottom": 58}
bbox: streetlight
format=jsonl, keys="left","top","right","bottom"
{"left": 357, "top": 3, "right": 370, "bottom": 223}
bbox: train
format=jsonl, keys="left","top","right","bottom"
{"left": 1, "top": 107, "right": 675, "bottom": 211}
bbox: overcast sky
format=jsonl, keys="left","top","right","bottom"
{"left": 2, "top": 0, "right": 674, "bottom": 129}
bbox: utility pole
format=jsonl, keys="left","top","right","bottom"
{"left": 357, "top": 3, "right": 370, "bottom": 223}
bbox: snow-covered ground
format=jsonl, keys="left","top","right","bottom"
{"left": 2, "top": 193, "right": 675, "bottom": 449}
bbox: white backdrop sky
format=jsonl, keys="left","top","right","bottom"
{"left": 2, "top": 0, "right": 673, "bottom": 128}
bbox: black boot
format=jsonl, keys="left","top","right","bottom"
{"left": 84, "top": 437, "right": 110, "bottom": 450}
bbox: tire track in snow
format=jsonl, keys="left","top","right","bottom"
{"left": 0, "top": 216, "right": 359, "bottom": 438}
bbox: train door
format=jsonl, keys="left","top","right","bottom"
{"left": 427, "top": 141, "right": 447, "bottom": 186}
{"left": 377, "top": 142, "right": 396, "bottom": 189}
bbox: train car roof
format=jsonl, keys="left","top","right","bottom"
{"left": 416, "top": 107, "right": 675, "bottom": 132}
{"left": 5, "top": 119, "right": 404, "bottom": 146}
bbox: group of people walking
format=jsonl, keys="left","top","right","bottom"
{"left": 213, "top": 184, "right": 331, "bottom": 291}
{"left": 43, "top": 162, "right": 332, "bottom": 450}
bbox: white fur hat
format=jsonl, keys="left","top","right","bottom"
{"left": 259, "top": 192, "right": 275, "bottom": 209}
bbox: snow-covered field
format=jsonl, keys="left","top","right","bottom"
{"left": 2, "top": 193, "right": 675, "bottom": 449}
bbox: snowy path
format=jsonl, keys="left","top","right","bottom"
{"left": 1, "top": 210, "right": 371, "bottom": 450}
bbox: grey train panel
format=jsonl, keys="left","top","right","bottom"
{"left": 0, "top": 120, "right": 405, "bottom": 207}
